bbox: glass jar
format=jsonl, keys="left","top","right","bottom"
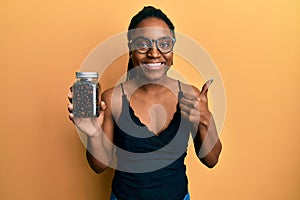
{"left": 72, "top": 72, "right": 100, "bottom": 118}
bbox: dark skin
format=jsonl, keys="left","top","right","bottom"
{"left": 68, "top": 17, "right": 222, "bottom": 173}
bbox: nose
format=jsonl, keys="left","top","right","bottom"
{"left": 146, "top": 44, "right": 161, "bottom": 58}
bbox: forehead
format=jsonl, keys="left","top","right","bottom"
{"left": 130, "top": 17, "right": 173, "bottom": 39}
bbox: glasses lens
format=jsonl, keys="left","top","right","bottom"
{"left": 157, "top": 38, "right": 174, "bottom": 53}
{"left": 133, "top": 37, "right": 151, "bottom": 53}
{"left": 131, "top": 37, "right": 175, "bottom": 54}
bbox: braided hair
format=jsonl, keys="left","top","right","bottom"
{"left": 126, "top": 6, "right": 175, "bottom": 80}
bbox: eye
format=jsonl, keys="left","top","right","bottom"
{"left": 159, "top": 42, "right": 170, "bottom": 49}
{"left": 158, "top": 39, "right": 172, "bottom": 49}
{"left": 136, "top": 42, "right": 150, "bottom": 48}
{"left": 134, "top": 39, "right": 151, "bottom": 50}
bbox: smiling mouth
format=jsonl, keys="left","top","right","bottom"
{"left": 141, "top": 62, "right": 165, "bottom": 69}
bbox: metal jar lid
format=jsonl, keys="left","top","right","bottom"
{"left": 75, "top": 72, "right": 98, "bottom": 78}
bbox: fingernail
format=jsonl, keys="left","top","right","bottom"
{"left": 207, "top": 78, "right": 214, "bottom": 87}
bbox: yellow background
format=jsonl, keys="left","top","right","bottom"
{"left": 1, "top": 0, "right": 299, "bottom": 199}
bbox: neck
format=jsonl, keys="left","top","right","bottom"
{"left": 132, "top": 76, "right": 171, "bottom": 93}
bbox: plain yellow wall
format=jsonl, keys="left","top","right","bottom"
{"left": 1, "top": 0, "right": 299, "bottom": 199}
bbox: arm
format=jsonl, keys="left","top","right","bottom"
{"left": 193, "top": 112, "right": 222, "bottom": 168}
{"left": 179, "top": 80, "right": 222, "bottom": 168}
{"left": 68, "top": 89, "right": 114, "bottom": 173}
{"left": 86, "top": 89, "right": 114, "bottom": 173}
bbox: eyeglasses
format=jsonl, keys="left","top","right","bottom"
{"left": 128, "top": 36, "right": 176, "bottom": 54}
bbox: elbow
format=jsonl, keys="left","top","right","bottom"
{"left": 88, "top": 159, "right": 110, "bottom": 174}
{"left": 201, "top": 157, "right": 219, "bottom": 168}
{"left": 201, "top": 142, "right": 222, "bottom": 169}
{"left": 91, "top": 165, "right": 108, "bottom": 174}
{"left": 86, "top": 151, "right": 110, "bottom": 174}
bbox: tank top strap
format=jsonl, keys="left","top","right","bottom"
{"left": 120, "top": 83, "right": 125, "bottom": 95}
{"left": 177, "top": 80, "right": 184, "bottom": 100}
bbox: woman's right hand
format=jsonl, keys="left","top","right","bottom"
{"left": 67, "top": 90, "right": 107, "bottom": 137}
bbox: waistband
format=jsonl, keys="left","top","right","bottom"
{"left": 109, "top": 191, "right": 190, "bottom": 200}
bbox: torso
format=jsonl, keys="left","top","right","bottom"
{"left": 111, "top": 77, "right": 183, "bottom": 136}
{"left": 129, "top": 85, "right": 178, "bottom": 135}
{"left": 110, "top": 78, "right": 190, "bottom": 200}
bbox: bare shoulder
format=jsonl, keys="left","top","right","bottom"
{"left": 101, "top": 87, "right": 114, "bottom": 103}
{"left": 102, "top": 85, "right": 123, "bottom": 101}
{"left": 101, "top": 85, "right": 123, "bottom": 119}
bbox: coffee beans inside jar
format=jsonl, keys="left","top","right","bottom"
{"left": 72, "top": 72, "right": 100, "bottom": 118}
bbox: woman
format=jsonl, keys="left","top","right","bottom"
{"left": 68, "top": 6, "right": 222, "bottom": 200}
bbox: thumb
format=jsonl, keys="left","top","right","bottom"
{"left": 100, "top": 100, "right": 107, "bottom": 111}
{"left": 200, "top": 78, "right": 213, "bottom": 96}
{"left": 97, "top": 101, "right": 107, "bottom": 124}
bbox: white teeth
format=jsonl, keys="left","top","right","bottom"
{"left": 144, "top": 63, "right": 163, "bottom": 67}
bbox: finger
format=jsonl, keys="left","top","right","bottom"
{"left": 68, "top": 103, "right": 73, "bottom": 113}
{"left": 180, "top": 97, "right": 199, "bottom": 109}
{"left": 180, "top": 103, "right": 200, "bottom": 117}
{"left": 100, "top": 101, "right": 107, "bottom": 111}
{"left": 197, "top": 95, "right": 208, "bottom": 108}
{"left": 68, "top": 92, "right": 73, "bottom": 103}
{"left": 180, "top": 108, "right": 200, "bottom": 123}
{"left": 181, "top": 92, "right": 198, "bottom": 108}
{"left": 98, "top": 101, "right": 107, "bottom": 117}
{"left": 69, "top": 113, "right": 74, "bottom": 123}
{"left": 180, "top": 98, "right": 201, "bottom": 117}
{"left": 200, "top": 78, "right": 213, "bottom": 96}
{"left": 183, "top": 92, "right": 198, "bottom": 100}
{"left": 180, "top": 110, "right": 189, "bottom": 120}
{"left": 179, "top": 103, "right": 190, "bottom": 115}
{"left": 97, "top": 101, "right": 107, "bottom": 124}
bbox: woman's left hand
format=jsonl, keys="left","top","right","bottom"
{"left": 179, "top": 79, "right": 213, "bottom": 131}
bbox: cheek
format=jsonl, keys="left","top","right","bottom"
{"left": 131, "top": 53, "right": 142, "bottom": 66}
{"left": 164, "top": 53, "right": 173, "bottom": 64}
{"left": 131, "top": 57, "right": 140, "bottom": 67}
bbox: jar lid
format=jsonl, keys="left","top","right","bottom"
{"left": 76, "top": 72, "right": 98, "bottom": 78}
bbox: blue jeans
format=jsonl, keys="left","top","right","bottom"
{"left": 110, "top": 192, "right": 190, "bottom": 200}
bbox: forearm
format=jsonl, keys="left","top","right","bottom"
{"left": 86, "top": 129, "right": 113, "bottom": 173}
{"left": 195, "top": 115, "right": 222, "bottom": 168}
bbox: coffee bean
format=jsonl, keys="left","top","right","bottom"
{"left": 73, "top": 80, "right": 99, "bottom": 118}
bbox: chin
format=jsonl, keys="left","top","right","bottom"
{"left": 139, "top": 67, "right": 169, "bottom": 82}
{"left": 139, "top": 73, "right": 167, "bottom": 82}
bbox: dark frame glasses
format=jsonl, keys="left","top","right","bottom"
{"left": 128, "top": 36, "right": 176, "bottom": 54}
